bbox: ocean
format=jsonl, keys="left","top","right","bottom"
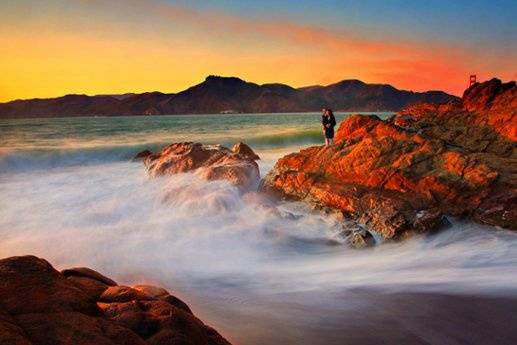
{"left": 1, "top": 113, "right": 517, "bottom": 344}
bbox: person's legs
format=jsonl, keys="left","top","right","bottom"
{"left": 325, "top": 138, "right": 329, "bottom": 146}
{"left": 329, "top": 138, "right": 334, "bottom": 145}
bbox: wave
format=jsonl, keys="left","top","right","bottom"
{"left": 0, "top": 145, "right": 152, "bottom": 173}
{"left": 0, "top": 129, "right": 323, "bottom": 174}
{"left": 244, "top": 128, "right": 323, "bottom": 148}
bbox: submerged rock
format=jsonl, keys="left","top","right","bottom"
{"left": 0, "top": 255, "right": 231, "bottom": 345}
{"left": 339, "top": 224, "right": 375, "bottom": 249}
{"left": 143, "top": 142, "right": 260, "bottom": 189}
{"left": 262, "top": 78, "right": 516, "bottom": 240}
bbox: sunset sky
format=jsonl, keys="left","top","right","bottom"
{"left": 1, "top": 0, "right": 516, "bottom": 102}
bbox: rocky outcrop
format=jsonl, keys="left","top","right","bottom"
{"left": 0, "top": 255, "right": 231, "bottom": 345}
{"left": 262, "top": 78, "right": 516, "bottom": 240}
{"left": 142, "top": 142, "right": 260, "bottom": 189}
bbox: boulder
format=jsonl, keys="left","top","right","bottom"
{"left": 62, "top": 267, "right": 118, "bottom": 286}
{"left": 133, "top": 285, "right": 192, "bottom": 314}
{"left": 99, "top": 299, "right": 230, "bottom": 345}
{"left": 0, "top": 308, "right": 32, "bottom": 345}
{"left": 231, "top": 142, "right": 260, "bottom": 160}
{"left": 0, "top": 256, "right": 100, "bottom": 316}
{"left": 16, "top": 312, "right": 146, "bottom": 345}
{"left": 99, "top": 286, "right": 154, "bottom": 303}
{"left": 143, "top": 142, "right": 260, "bottom": 189}
{"left": 262, "top": 79, "right": 516, "bottom": 239}
{"left": 62, "top": 267, "right": 118, "bottom": 300}
{"left": 0, "top": 256, "right": 231, "bottom": 345}
{"left": 133, "top": 150, "right": 154, "bottom": 161}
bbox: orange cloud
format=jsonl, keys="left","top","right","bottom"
{"left": 0, "top": 0, "right": 514, "bottom": 102}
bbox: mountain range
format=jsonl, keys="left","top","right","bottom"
{"left": 0, "top": 76, "right": 459, "bottom": 118}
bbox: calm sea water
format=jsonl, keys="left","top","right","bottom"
{"left": 1, "top": 113, "right": 517, "bottom": 344}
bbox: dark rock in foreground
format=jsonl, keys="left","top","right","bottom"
{"left": 262, "top": 78, "right": 516, "bottom": 240}
{"left": 0, "top": 255, "right": 231, "bottom": 345}
{"left": 142, "top": 142, "right": 260, "bottom": 189}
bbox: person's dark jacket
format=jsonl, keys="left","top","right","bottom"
{"left": 322, "top": 115, "right": 336, "bottom": 138}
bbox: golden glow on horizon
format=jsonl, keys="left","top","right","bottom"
{"left": 0, "top": 0, "right": 515, "bottom": 102}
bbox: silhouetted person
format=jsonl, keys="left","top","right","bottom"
{"left": 322, "top": 108, "right": 336, "bottom": 146}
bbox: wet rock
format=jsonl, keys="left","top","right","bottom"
{"left": 133, "top": 150, "right": 154, "bottom": 161}
{"left": 340, "top": 225, "right": 375, "bottom": 249}
{"left": 62, "top": 267, "right": 118, "bottom": 300}
{"left": 232, "top": 142, "right": 260, "bottom": 160}
{"left": 99, "top": 286, "right": 154, "bottom": 303}
{"left": 0, "top": 308, "right": 32, "bottom": 345}
{"left": 144, "top": 142, "right": 260, "bottom": 189}
{"left": 0, "top": 256, "right": 232, "bottom": 345}
{"left": 16, "top": 312, "right": 146, "bottom": 345}
{"left": 262, "top": 78, "right": 516, "bottom": 239}
{"left": 133, "top": 285, "right": 192, "bottom": 314}
{"left": 0, "top": 256, "right": 100, "bottom": 316}
{"left": 62, "top": 267, "right": 118, "bottom": 286}
{"left": 66, "top": 275, "right": 112, "bottom": 300}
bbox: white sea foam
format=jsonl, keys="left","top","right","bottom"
{"left": 1, "top": 159, "right": 517, "bottom": 298}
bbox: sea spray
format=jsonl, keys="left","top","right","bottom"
{"left": 1, "top": 159, "right": 517, "bottom": 296}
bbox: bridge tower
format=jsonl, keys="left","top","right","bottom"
{"left": 468, "top": 74, "right": 477, "bottom": 88}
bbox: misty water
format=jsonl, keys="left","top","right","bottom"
{"left": 1, "top": 113, "right": 517, "bottom": 344}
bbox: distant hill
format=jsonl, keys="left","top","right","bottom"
{"left": 0, "top": 75, "right": 459, "bottom": 118}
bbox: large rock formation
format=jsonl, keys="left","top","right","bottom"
{"left": 262, "top": 78, "right": 516, "bottom": 240}
{"left": 0, "top": 255, "right": 231, "bottom": 345}
{"left": 142, "top": 142, "right": 260, "bottom": 189}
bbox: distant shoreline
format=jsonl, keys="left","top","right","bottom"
{"left": 0, "top": 111, "right": 396, "bottom": 121}
{"left": 0, "top": 75, "right": 457, "bottom": 119}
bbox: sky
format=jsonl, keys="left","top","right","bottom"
{"left": 0, "top": 0, "right": 516, "bottom": 102}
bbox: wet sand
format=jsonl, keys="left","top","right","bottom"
{"left": 192, "top": 289, "right": 517, "bottom": 345}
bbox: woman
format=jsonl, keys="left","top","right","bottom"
{"left": 322, "top": 108, "right": 336, "bottom": 146}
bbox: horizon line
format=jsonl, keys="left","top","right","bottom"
{"left": 0, "top": 74, "right": 469, "bottom": 104}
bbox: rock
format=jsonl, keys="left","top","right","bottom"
{"left": 133, "top": 150, "right": 154, "bottom": 161}
{"left": 98, "top": 301, "right": 156, "bottom": 339}
{"left": 16, "top": 312, "right": 146, "bottom": 345}
{"left": 262, "top": 78, "right": 516, "bottom": 239}
{"left": 339, "top": 224, "right": 375, "bottom": 249}
{"left": 66, "top": 275, "right": 112, "bottom": 301}
{"left": 232, "top": 142, "right": 260, "bottom": 160}
{"left": 62, "top": 267, "right": 118, "bottom": 286}
{"left": 144, "top": 142, "right": 260, "bottom": 189}
{"left": 0, "top": 256, "right": 232, "bottom": 345}
{"left": 98, "top": 299, "right": 231, "bottom": 345}
{"left": 0, "top": 256, "right": 100, "bottom": 316}
{"left": 133, "top": 285, "right": 192, "bottom": 314}
{"left": 99, "top": 286, "right": 154, "bottom": 303}
{"left": 0, "top": 308, "right": 32, "bottom": 345}
{"left": 61, "top": 267, "right": 118, "bottom": 301}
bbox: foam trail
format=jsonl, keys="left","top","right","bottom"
{"left": 1, "top": 161, "right": 517, "bottom": 297}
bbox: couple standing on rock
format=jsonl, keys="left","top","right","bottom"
{"left": 322, "top": 108, "right": 337, "bottom": 146}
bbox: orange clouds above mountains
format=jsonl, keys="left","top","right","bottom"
{"left": 0, "top": 0, "right": 515, "bottom": 102}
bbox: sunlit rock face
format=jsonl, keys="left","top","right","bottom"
{"left": 263, "top": 79, "right": 516, "bottom": 240}
{"left": 143, "top": 142, "right": 260, "bottom": 190}
{"left": 0, "top": 255, "right": 231, "bottom": 345}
